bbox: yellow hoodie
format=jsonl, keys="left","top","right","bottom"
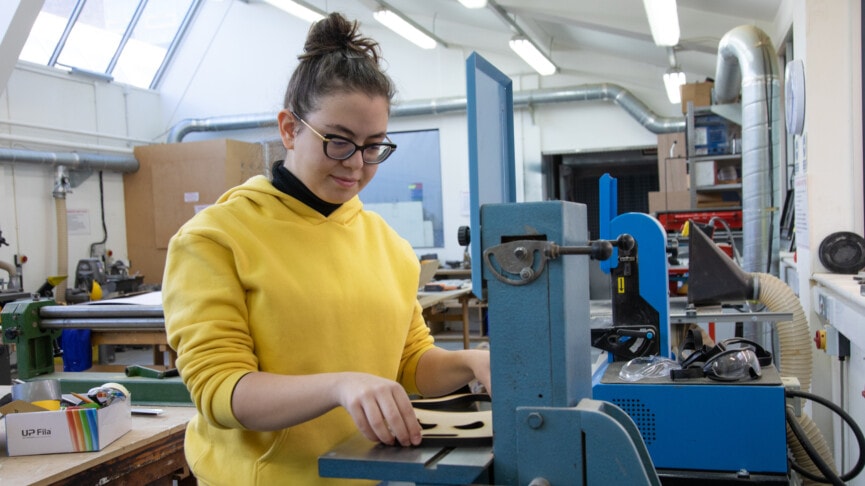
{"left": 163, "top": 176, "right": 434, "bottom": 485}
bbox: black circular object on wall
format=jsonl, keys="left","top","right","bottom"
{"left": 818, "top": 231, "right": 865, "bottom": 274}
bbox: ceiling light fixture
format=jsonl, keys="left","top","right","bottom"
{"left": 262, "top": 0, "right": 325, "bottom": 23}
{"left": 509, "top": 37, "right": 556, "bottom": 76}
{"left": 662, "top": 47, "right": 685, "bottom": 104}
{"left": 488, "top": 2, "right": 557, "bottom": 76}
{"left": 663, "top": 69, "right": 686, "bottom": 104}
{"left": 458, "top": 0, "right": 488, "bottom": 8}
{"left": 642, "top": 0, "right": 680, "bottom": 46}
{"left": 373, "top": 8, "right": 438, "bottom": 49}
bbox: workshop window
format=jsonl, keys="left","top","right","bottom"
{"left": 19, "top": 0, "right": 201, "bottom": 89}
{"left": 363, "top": 129, "right": 444, "bottom": 248}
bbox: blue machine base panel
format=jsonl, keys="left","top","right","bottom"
{"left": 593, "top": 362, "right": 788, "bottom": 475}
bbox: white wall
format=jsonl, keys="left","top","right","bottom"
{"left": 791, "top": 0, "right": 864, "bottom": 477}
{"left": 0, "top": 64, "right": 161, "bottom": 293}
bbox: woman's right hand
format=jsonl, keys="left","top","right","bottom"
{"left": 336, "top": 372, "right": 422, "bottom": 447}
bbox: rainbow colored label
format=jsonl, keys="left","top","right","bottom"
{"left": 65, "top": 408, "right": 100, "bottom": 451}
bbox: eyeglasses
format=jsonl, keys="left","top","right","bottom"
{"left": 291, "top": 112, "right": 397, "bottom": 164}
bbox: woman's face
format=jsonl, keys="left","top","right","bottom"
{"left": 278, "top": 92, "right": 390, "bottom": 204}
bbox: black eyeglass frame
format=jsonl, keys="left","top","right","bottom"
{"left": 291, "top": 111, "right": 397, "bottom": 165}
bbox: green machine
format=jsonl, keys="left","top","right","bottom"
{"left": 1, "top": 296, "right": 191, "bottom": 406}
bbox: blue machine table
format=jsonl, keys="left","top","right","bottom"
{"left": 319, "top": 433, "right": 493, "bottom": 485}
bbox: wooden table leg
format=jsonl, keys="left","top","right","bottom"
{"left": 461, "top": 294, "right": 470, "bottom": 349}
{"left": 51, "top": 427, "right": 188, "bottom": 485}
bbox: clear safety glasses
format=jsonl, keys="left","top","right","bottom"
{"left": 672, "top": 337, "right": 771, "bottom": 382}
{"left": 702, "top": 348, "right": 762, "bottom": 382}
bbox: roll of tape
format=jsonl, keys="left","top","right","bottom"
{"left": 32, "top": 399, "right": 61, "bottom": 411}
{"left": 101, "top": 382, "right": 131, "bottom": 400}
{"left": 11, "top": 379, "right": 61, "bottom": 402}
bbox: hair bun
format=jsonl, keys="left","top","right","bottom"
{"left": 299, "top": 13, "right": 381, "bottom": 64}
{"left": 283, "top": 12, "right": 395, "bottom": 115}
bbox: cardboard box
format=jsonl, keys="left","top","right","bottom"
{"left": 680, "top": 82, "right": 713, "bottom": 113}
{"left": 126, "top": 140, "right": 265, "bottom": 284}
{"left": 4, "top": 399, "right": 131, "bottom": 456}
{"left": 648, "top": 191, "right": 691, "bottom": 215}
{"left": 656, "top": 132, "right": 688, "bottom": 192}
{"left": 694, "top": 160, "right": 716, "bottom": 187}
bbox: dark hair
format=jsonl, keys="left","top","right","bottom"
{"left": 284, "top": 12, "right": 396, "bottom": 118}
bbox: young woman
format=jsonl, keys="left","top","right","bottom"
{"left": 162, "top": 12, "right": 490, "bottom": 485}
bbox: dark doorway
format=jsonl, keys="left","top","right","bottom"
{"left": 542, "top": 147, "right": 660, "bottom": 300}
{"left": 542, "top": 147, "right": 659, "bottom": 239}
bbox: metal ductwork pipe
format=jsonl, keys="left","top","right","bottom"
{"left": 713, "top": 25, "right": 782, "bottom": 276}
{"left": 166, "top": 112, "right": 278, "bottom": 146}
{"left": 0, "top": 147, "right": 138, "bottom": 173}
{"left": 166, "top": 84, "right": 686, "bottom": 143}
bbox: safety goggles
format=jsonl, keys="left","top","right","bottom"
{"left": 701, "top": 348, "right": 762, "bottom": 382}
{"left": 672, "top": 336, "right": 771, "bottom": 382}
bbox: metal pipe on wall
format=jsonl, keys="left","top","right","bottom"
{"left": 713, "top": 25, "right": 782, "bottom": 276}
{"left": 166, "top": 84, "right": 687, "bottom": 143}
{"left": 0, "top": 147, "right": 138, "bottom": 173}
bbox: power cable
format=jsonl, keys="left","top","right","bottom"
{"left": 785, "top": 389, "right": 865, "bottom": 484}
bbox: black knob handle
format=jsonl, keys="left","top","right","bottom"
{"left": 3, "top": 328, "right": 19, "bottom": 341}
{"left": 457, "top": 226, "right": 471, "bottom": 246}
{"left": 615, "top": 234, "right": 635, "bottom": 252}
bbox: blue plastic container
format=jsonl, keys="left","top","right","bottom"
{"left": 61, "top": 329, "right": 92, "bottom": 371}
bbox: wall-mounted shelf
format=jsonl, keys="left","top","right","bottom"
{"left": 685, "top": 102, "right": 743, "bottom": 210}
{"left": 696, "top": 183, "right": 742, "bottom": 192}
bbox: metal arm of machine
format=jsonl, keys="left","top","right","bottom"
{"left": 482, "top": 234, "right": 634, "bottom": 286}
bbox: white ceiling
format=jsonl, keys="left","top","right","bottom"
{"left": 319, "top": 0, "right": 786, "bottom": 86}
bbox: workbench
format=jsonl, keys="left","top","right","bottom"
{"left": 418, "top": 285, "right": 476, "bottom": 349}
{"left": 0, "top": 385, "right": 196, "bottom": 485}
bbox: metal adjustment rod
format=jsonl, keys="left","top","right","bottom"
{"left": 483, "top": 234, "right": 634, "bottom": 286}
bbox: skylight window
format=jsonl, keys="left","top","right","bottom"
{"left": 19, "top": 0, "right": 201, "bottom": 90}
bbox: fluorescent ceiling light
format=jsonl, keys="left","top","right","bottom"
{"left": 373, "top": 9, "right": 437, "bottom": 49}
{"left": 663, "top": 70, "right": 686, "bottom": 104}
{"left": 262, "top": 0, "right": 325, "bottom": 23}
{"left": 458, "top": 0, "right": 488, "bottom": 8}
{"left": 642, "top": 0, "right": 680, "bottom": 46}
{"left": 509, "top": 37, "right": 556, "bottom": 76}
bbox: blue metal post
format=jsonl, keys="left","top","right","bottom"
{"left": 481, "top": 201, "right": 592, "bottom": 485}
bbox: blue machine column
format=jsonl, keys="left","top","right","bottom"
{"left": 481, "top": 200, "right": 593, "bottom": 484}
